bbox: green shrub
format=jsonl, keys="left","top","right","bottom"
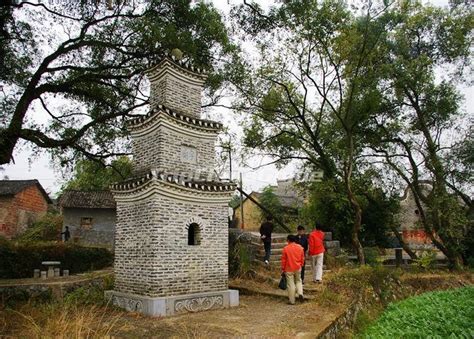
{"left": 15, "top": 213, "right": 63, "bottom": 242}
{"left": 359, "top": 286, "right": 474, "bottom": 338}
{"left": 325, "top": 252, "right": 349, "bottom": 269}
{"left": 467, "top": 256, "right": 474, "bottom": 269}
{"left": 229, "top": 231, "right": 255, "bottom": 277}
{"left": 0, "top": 241, "right": 113, "bottom": 279}
{"left": 364, "top": 247, "right": 381, "bottom": 267}
{"left": 413, "top": 249, "right": 437, "bottom": 269}
{"left": 64, "top": 285, "right": 106, "bottom": 306}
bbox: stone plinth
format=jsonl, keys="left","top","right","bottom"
{"left": 105, "top": 289, "right": 239, "bottom": 317}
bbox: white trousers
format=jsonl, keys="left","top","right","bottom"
{"left": 311, "top": 253, "right": 324, "bottom": 281}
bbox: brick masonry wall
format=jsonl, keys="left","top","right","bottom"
{"left": 0, "top": 186, "right": 49, "bottom": 238}
{"left": 149, "top": 74, "right": 203, "bottom": 118}
{"left": 63, "top": 207, "right": 116, "bottom": 247}
{"left": 114, "top": 194, "right": 228, "bottom": 297}
{"left": 398, "top": 189, "right": 431, "bottom": 248}
{"left": 132, "top": 125, "right": 217, "bottom": 178}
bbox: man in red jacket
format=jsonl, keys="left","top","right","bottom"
{"left": 308, "top": 222, "right": 325, "bottom": 283}
{"left": 281, "top": 235, "right": 305, "bottom": 304}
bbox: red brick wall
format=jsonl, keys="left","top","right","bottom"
{"left": 0, "top": 186, "right": 49, "bottom": 239}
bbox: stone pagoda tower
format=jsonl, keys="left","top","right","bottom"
{"left": 105, "top": 55, "right": 238, "bottom": 317}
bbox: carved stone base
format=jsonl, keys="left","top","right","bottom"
{"left": 104, "top": 289, "right": 239, "bottom": 317}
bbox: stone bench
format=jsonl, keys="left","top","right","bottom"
{"left": 41, "top": 261, "right": 61, "bottom": 278}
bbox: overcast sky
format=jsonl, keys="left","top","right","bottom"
{"left": 2, "top": 0, "right": 471, "bottom": 197}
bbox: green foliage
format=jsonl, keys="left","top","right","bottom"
{"left": 64, "top": 277, "right": 113, "bottom": 306}
{"left": 413, "top": 249, "right": 437, "bottom": 270}
{"left": 301, "top": 179, "right": 396, "bottom": 248}
{"left": 61, "top": 156, "right": 133, "bottom": 191}
{"left": 228, "top": 194, "right": 241, "bottom": 209}
{"left": 324, "top": 252, "right": 349, "bottom": 270}
{"left": 360, "top": 286, "right": 474, "bottom": 338}
{"left": 258, "top": 185, "right": 283, "bottom": 222}
{"left": 228, "top": 231, "right": 255, "bottom": 277}
{"left": 15, "top": 212, "right": 63, "bottom": 242}
{"left": 0, "top": 241, "right": 113, "bottom": 279}
{"left": 233, "top": 0, "right": 472, "bottom": 266}
{"left": 364, "top": 247, "right": 381, "bottom": 267}
{"left": 1, "top": 0, "right": 234, "bottom": 167}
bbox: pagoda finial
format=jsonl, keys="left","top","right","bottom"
{"left": 170, "top": 48, "right": 184, "bottom": 60}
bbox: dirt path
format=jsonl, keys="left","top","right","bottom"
{"left": 111, "top": 294, "right": 345, "bottom": 338}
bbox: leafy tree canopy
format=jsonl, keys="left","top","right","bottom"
{"left": 258, "top": 185, "right": 283, "bottom": 222}
{"left": 61, "top": 156, "right": 132, "bottom": 191}
{"left": 0, "top": 0, "right": 234, "bottom": 169}
{"left": 229, "top": 0, "right": 472, "bottom": 265}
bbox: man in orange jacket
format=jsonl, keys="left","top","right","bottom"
{"left": 308, "top": 222, "right": 326, "bottom": 283}
{"left": 281, "top": 235, "right": 305, "bottom": 304}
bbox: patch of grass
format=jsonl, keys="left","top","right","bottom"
{"left": 317, "top": 288, "right": 344, "bottom": 307}
{"left": 0, "top": 275, "right": 121, "bottom": 337}
{"left": 359, "top": 286, "right": 474, "bottom": 338}
{"left": 3, "top": 303, "right": 122, "bottom": 337}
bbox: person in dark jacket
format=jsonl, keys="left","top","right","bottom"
{"left": 259, "top": 215, "right": 274, "bottom": 264}
{"left": 61, "top": 226, "right": 70, "bottom": 242}
{"left": 296, "top": 225, "right": 309, "bottom": 283}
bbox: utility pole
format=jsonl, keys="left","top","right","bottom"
{"left": 228, "top": 138, "right": 232, "bottom": 181}
{"left": 239, "top": 172, "right": 244, "bottom": 229}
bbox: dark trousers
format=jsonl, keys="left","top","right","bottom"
{"left": 263, "top": 241, "right": 271, "bottom": 261}
{"left": 301, "top": 260, "right": 306, "bottom": 282}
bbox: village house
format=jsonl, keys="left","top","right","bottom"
{"left": 59, "top": 190, "right": 116, "bottom": 247}
{"left": 0, "top": 180, "right": 52, "bottom": 239}
{"left": 233, "top": 178, "right": 305, "bottom": 231}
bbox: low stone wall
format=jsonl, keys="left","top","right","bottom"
{"left": 318, "top": 297, "right": 363, "bottom": 338}
{"left": 0, "top": 269, "right": 113, "bottom": 304}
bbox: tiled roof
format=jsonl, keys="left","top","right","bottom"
{"left": 127, "top": 104, "right": 223, "bottom": 131}
{"left": 59, "top": 190, "right": 116, "bottom": 209}
{"left": 110, "top": 170, "right": 236, "bottom": 193}
{"left": 147, "top": 54, "right": 209, "bottom": 76}
{"left": 0, "top": 180, "right": 52, "bottom": 203}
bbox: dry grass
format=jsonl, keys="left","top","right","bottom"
{"left": 0, "top": 302, "right": 123, "bottom": 338}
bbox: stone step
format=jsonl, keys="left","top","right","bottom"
{"left": 324, "top": 240, "right": 340, "bottom": 249}
{"left": 253, "top": 240, "right": 339, "bottom": 252}
{"left": 258, "top": 248, "right": 284, "bottom": 256}
{"left": 247, "top": 232, "right": 333, "bottom": 243}
{"left": 250, "top": 242, "right": 287, "bottom": 250}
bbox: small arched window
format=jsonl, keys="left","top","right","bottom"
{"left": 188, "top": 223, "right": 201, "bottom": 246}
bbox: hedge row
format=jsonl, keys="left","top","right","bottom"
{"left": 0, "top": 240, "right": 113, "bottom": 279}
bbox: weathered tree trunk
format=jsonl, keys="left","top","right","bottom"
{"left": 390, "top": 225, "right": 418, "bottom": 260}
{"left": 348, "top": 188, "right": 365, "bottom": 265}
{"left": 345, "top": 137, "right": 365, "bottom": 265}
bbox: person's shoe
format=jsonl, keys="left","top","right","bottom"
{"left": 264, "top": 260, "right": 269, "bottom": 265}
{"left": 287, "top": 302, "right": 295, "bottom": 305}
{"left": 298, "top": 294, "right": 304, "bottom": 303}
{"left": 316, "top": 280, "right": 322, "bottom": 284}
